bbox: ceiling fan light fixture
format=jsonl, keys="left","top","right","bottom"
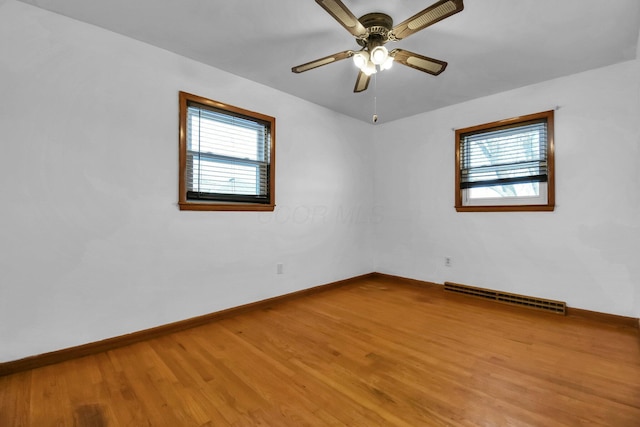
{"left": 370, "top": 45, "right": 389, "bottom": 65}
{"left": 352, "top": 51, "right": 369, "bottom": 69}
{"left": 381, "top": 55, "right": 394, "bottom": 70}
{"left": 362, "top": 61, "right": 377, "bottom": 76}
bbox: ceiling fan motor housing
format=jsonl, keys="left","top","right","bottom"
{"left": 356, "top": 13, "right": 394, "bottom": 47}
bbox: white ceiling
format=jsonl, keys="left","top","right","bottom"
{"left": 17, "top": 0, "right": 640, "bottom": 124}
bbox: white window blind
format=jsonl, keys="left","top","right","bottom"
{"left": 186, "top": 103, "right": 271, "bottom": 203}
{"left": 459, "top": 119, "right": 548, "bottom": 194}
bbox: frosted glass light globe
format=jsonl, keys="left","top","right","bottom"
{"left": 352, "top": 51, "right": 369, "bottom": 69}
{"left": 370, "top": 46, "right": 389, "bottom": 65}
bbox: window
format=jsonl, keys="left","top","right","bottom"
{"left": 455, "top": 110, "right": 554, "bottom": 212}
{"left": 178, "top": 92, "right": 275, "bottom": 211}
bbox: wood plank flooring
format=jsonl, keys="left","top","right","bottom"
{"left": 1, "top": 275, "right": 639, "bottom": 426}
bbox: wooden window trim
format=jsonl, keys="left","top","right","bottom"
{"left": 455, "top": 110, "right": 555, "bottom": 212}
{"left": 178, "top": 91, "right": 276, "bottom": 212}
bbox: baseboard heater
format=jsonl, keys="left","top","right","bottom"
{"left": 443, "top": 281, "right": 566, "bottom": 315}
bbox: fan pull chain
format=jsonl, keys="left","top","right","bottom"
{"left": 372, "top": 72, "right": 378, "bottom": 124}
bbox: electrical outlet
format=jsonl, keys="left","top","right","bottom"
{"left": 445, "top": 257, "right": 452, "bottom": 267}
{"left": 276, "top": 263, "right": 284, "bottom": 274}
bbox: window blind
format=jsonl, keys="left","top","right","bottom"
{"left": 186, "top": 102, "right": 271, "bottom": 203}
{"left": 459, "top": 119, "right": 548, "bottom": 189}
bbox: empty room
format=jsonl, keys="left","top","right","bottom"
{"left": 1, "top": 0, "right": 639, "bottom": 425}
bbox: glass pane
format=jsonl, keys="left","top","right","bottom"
{"left": 187, "top": 107, "right": 265, "bottom": 162}
{"left": 464, "top": 127, "right": 544, "bottom": 170}
{"left": 468, "top": 182, "right": 539, "bottom": 199}
{"left": 190, "top": 158, "right": 259, "bottom": 195}
{"left": 461, "top": 120, "right": 547, "bottom": 192}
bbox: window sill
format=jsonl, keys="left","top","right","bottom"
{"left": 455, "top": 204, "right": 555, "bottom": 212}
{"left": 178, "top": 201, "right": 275, "bottom": 212}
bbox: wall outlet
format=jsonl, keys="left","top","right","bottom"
{"left": 276, "top": 263, "right": 284, "bottom": 274}
{"left": 445, "top": 257, "right": 452, "bottom": 267}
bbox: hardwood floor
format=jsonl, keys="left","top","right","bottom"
{"left": 1, "top": 275, "right": 639, "bottom": 426}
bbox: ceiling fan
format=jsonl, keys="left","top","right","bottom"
{"left": 292, "top": 0, "right": 464, "bottom": 93}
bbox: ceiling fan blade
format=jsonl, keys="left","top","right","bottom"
{"left": 315, "top": 0, "right": 367, "bottom": 38}
{"left": 292, "top": 50, "right": 353, "bottom": 73}
{"left": 353, "top": 71, "right": 370, "bottom": 93}
{"left": 391, "top": 49, "right": 448, "bottom": 75}
{"left": 391, "top": 0, "right": 464, "bottom": 41}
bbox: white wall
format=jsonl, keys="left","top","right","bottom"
{"left": 373, "top": 59, "right": 640, "bottom": 317}
{"left": 0, "top": 1, "right": 375, "bottom": 362}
